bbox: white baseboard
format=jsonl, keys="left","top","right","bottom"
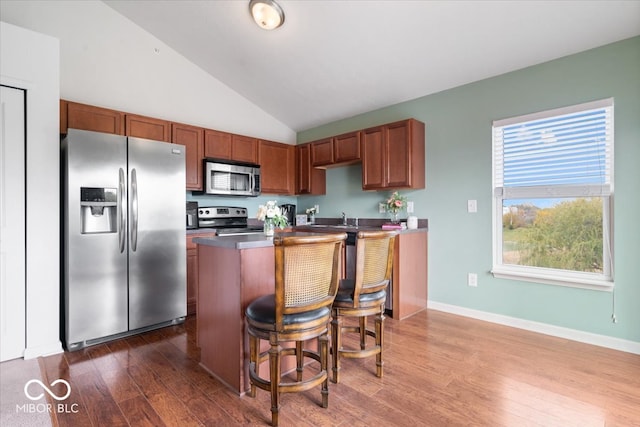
{"left": 427, "top": 301, "right": 640, "bottom": 355}
{"left": 23, "top": 340, "right": 64, "bottom": 360}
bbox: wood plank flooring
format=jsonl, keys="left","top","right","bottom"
{"left": 36, "top": 309, "right": 640, "bottom": 426}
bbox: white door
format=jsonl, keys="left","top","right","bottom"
{"left": 0, "top": 85, "right": 26, "bottom": 361}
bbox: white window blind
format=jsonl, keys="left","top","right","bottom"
{"left": 494, "top": 98, "right": 613, "bottom": 199}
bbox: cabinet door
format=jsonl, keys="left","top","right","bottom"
{"left": 259, "top": 140, "right": 295, "bottom": 194}
{"left": 386, "top": 120, "right": 411, "bottom": 188}
{"left": 125, "top": 114, "right": 171, "bottom": 142}
{"left": 311, "top": 138, "right": 334, "bottom": 166}
{"left": 172, "top": 123, "right": 204, "bottom": 190}
{"left": 361, "top": 126, "right": 386, "bottom": 189}
{"left": 334, "top": 131, "right": 361, "bottom": 163}
{"left": 66, "top": 101, "right": 125, "bottom": 135}
{"left": 204, "top": 129, "right": 232, "bottom": 160}
{"left": 231, "top": 134, "right": 258, "bottom": 164}
{"left": 296, "top": 143, "right": 326, "bottom": 195}
{"left": 386, "top": 118, "right": 425, "bottom": 189}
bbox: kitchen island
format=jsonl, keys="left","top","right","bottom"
{"left": 194, "top": 232, "right": 334, "bottom": 395}
{"left": 194, "top": 233, "right": 276, "bottom": 395}
{"left": 194, "top": 226, "right": 428, "bottom": 394}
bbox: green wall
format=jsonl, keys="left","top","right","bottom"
{"left": 297, "top": 37, "right": 640, "bottom": 343}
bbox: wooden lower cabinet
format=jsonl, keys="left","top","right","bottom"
{"left": 391, "top": 231, "right": 428, "bottom": 320}
{"left": 186, "top": 232, "right": 216, "bottom": 315}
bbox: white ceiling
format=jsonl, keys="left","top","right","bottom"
{"left": 103, "top": 0, "right": 640, "bottom": 132}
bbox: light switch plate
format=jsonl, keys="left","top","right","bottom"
{"left": 407, "top": 201, "right": 414, "bottom": 213}
{"left": 379, "top": 203, "right": 386, "bottom": 213}
{"left": 467, "top": 199, "right": 477, "bottom": 213}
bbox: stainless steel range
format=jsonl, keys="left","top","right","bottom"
{"left": 198, "top": 206, "right": 264, "bottom": 236}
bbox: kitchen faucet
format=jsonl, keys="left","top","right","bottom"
{"left": 341, "top": 212, "right": 347, "bottom": 225}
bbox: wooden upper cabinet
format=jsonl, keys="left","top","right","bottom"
{"left": 65, "top": 100, "right": 125, "bottom": 135}
{"left": 125, "top": 114, "right": 171, "bottom": 142}
{"left": 311, "top": 138, "right": 334, "bottom": 166}
{"left": 60, "top": 100, "right": 68, "bottom": 134}
{"left": 334, "top": 131, "right": 361, "bottom": 164}
{"left": 258, "top": 140, "right": 295, "bottom": 195}
{"left": 311, "top": 131, "right": 361, "bottom": 167}
{"left": 296, "top": 143, "right": 326, "bottom": 195}
{"left": 204, "top": 130, "right": 258, "bottom": 164}
{"left": 172, "top": 122, "right": 204, "bottom": 191}
{"left": 362, "top": 118, "right": 425, "bottom": 190}
{"left": 204, "top": 129, "right": 232, "bottom": 160}
{"left": 361, "top": 126, "right": 386, "bottom": 189}
{"left": 231, "top": 134, "right": 258, "bottom": 164}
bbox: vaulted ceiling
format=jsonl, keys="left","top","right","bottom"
{"left": 104, "top": 0, "right": 640, "bottom": 131}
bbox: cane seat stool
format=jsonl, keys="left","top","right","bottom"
{"left": 331, "top": 230, "right": 396, "bottom": 383}
{"left": 245, "top": 232, "right": 346, "bottom": 426}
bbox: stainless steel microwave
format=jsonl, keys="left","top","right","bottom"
{"left": 204, "top": 160, "right": 261, "bottom": 196}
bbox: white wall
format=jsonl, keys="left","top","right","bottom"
{"left": 1, "top": 22, "right": 62, "bottom": 358}
{"left": 0, "top": 0, "right": 296, "bottom": 143}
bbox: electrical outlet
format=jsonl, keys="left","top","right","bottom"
{"left": 314, "top": 204, "right": 319, "bottom": 214}
{"left": 467, "top": 199, "right": 477, "bottom": 213}
{"left": 379, "top": 203, "right": 386, "bottom": 213}
{"left": 407, "top": 201, "right": 414, "bottom": 213}
{"left": 467, "top": 273, "right": 478, "bottom": 287}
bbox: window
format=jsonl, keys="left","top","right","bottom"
{"left": 492, "top": 99, "right": 614, "bottom": 290}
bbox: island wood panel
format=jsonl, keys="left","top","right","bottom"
{"left": 392, "top": 231, "right": 428, "bottom": 320}
{"left": 197, "top": 244, "right": 275, "bottom": 394}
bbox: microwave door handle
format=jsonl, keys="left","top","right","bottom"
{"left": 118, "top": 168, "right": 126, "bottom": 253}
{"left": 130, "top": 168, "right": 138, "bottom": 252}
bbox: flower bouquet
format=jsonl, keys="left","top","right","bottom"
{"left": 384, "top": 191, "right": 407, "bottom": 223}
{"left": 257, "top": 201, "right": 288, "bottom": 236}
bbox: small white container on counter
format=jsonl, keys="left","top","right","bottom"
{"left": 407, "top": 215, "right": 418, "bottom": 229}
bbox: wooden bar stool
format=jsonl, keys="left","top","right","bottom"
{"left": 245, "top": 232, "right": 346, "bottom": 426}
{"left": 331, "top": 230, "right": 396, "bottom": 383}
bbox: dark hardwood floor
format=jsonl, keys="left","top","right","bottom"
{"left": 38, "top": 309, "right": 640, "bottom": 426}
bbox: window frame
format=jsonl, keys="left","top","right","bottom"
{"left": 491, "top": 99, "right": 614, "bottom": 291}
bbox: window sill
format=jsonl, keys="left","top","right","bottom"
{"left": 491, "top": 267, "right": 614, "bottom": 292}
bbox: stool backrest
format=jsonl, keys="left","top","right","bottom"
{"left": 273, "top": 233, "right": 347, "bottom": 330}
{"left": 353, "top": 231, "right": 397, "bottom": 306}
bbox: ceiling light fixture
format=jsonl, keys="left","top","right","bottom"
{"left": 249, "top": 0, "right": 285, "bottom": 30}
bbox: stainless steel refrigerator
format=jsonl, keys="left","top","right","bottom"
{"left": 62, "top": 128, "right": 186, "bottom": 350}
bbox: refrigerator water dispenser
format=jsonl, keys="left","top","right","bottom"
{"left": 80, "top": 187, "right": 117, "bottom": 234}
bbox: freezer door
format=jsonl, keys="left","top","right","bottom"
{"left": 63, "top": 129, "right": 128, "bottom": 346}
{"left": 127, "top": 137, "right": 186, "bottom": 330}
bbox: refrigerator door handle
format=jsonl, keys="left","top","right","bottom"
{"left": 118, "top": 168, "right": 126, "bottom": 253}
{"left": 130, "top": 168, "right": 138, "bottom": 252}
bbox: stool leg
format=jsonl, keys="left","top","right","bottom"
{"left": 249, "top": 334, "right": 258, "bottom": 397}
{"left": 320, "top": 333, "right": 329, "bottom": 408}
{"left": 375, "top": 307, "right": 384, "bottom": 378}
{"left": 269, "top": 335, "right": 281, "bottom": 427}
{"left": 296, "top": 341, "right": 303, "bottom": 381}
{"left": 331, "top": 311, "right": 342, "bottom": 383}
{"left": 359, "top": 316, "right": 366, "bottom": 350}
